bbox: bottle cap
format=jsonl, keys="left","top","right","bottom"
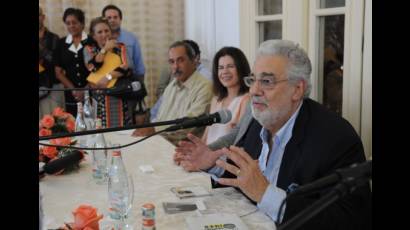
{"left": 142, "top": 219, "right": 155, "bottom": 227}
{"left": 112, "top": 150, "right": 121, "bottom": 156}
{"left": 142, "top": 203, "right": 155, "bottom": 209}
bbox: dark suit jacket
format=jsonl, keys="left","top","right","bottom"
{"left": 212, "top": 118, "right": 263, "bottom": 188}
{"left": 217, "top": 98, "right": 372, "bottom": 230}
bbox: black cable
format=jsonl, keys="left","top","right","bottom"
{"left": 38, "top": 129, "right": 166, "bottom": 150}
{"left": 39, "top": 91, "right": 81, "bottom": 105}
{"left": 277, "top": 196, "right": 288, "bottom": 225}
{"left": 39, "top": 87, "right": 108, "bottom": 91}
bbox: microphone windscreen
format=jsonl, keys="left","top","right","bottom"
{"left": 131, "top": 81, "right": 141, "bottom": 91}
{"left": 43, "top": 151, "right": 83, "bottom": 174}
{"left": 217, "top": 109, "right": 232, "bottom": 124}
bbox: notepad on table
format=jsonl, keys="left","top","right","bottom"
{"left": 186, "top": 213, "right": 249, "bottom": 230}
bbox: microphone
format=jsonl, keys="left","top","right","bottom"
{"left": 39, "top": 81, "right": 143, "bottom": 97}
{"left": 39, "top": 151, "right": 84, "bottom": 175}
{"left": 39, "top": 116, "right": 191, "bottom": 140}
{"left": 38, "top": 110, "right": 230, "bottom": 141}
{"left": 165, "top": 110, "right": 232, "bottom": 132}
{"left": 289, "top": 160, "right": 372, "bottom": 197}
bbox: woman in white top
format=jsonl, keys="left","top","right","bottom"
{"left": 203, "top": 47, "right": 251, "bottom": 144}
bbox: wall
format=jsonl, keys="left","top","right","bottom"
{"left": 185, "top": 0, "right": 240, "bottom": 71}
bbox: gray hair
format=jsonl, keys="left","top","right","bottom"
{"left": 256, "top": 40, "right": 312, "bottom": 97}
{"left": 169, "top": 41, "right": 196, "bottom": 61}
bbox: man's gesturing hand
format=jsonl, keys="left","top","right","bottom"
{"left": 216, "top": 145, "right": 269, "bottom": 202}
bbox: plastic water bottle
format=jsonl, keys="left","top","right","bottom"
{"left": 75, "top": 102, "right": 88, "bottom": 147}
{"left": 108, "top": 149, "right": 130, "bottom": 220}
{"left": 83, "top": 90, "right": 95, "bottom": 130}
{"left": 92, "top": 118, "right": 107, "bottom": 184}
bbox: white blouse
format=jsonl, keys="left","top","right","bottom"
{"left": 205, "top": 94, "right": 249, "bottom": 144}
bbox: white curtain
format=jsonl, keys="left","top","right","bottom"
{"left": 39, "top": 0, "right": 185, "bottom": 107}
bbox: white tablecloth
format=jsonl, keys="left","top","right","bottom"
{"left": 40, "top": 130, "right": 276, "bottom": 229}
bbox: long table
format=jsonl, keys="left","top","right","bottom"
{"left": 40, "top": 130, "right": 276, "bottom": 229}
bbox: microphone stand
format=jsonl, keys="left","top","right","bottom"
{"left": 39, "top": 118, "right": 189, "bottom": 140}
{"left": 39, "top": 111, "right": 228, "bottom": 149}
{"left": 277, "top": 175, "right": 371, "bottom": 230}
{"left": 39, "top": 87, "right": 109, "bottom": 91}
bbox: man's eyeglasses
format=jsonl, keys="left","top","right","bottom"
{"left": 243, "top": 75, "right": 288, "bottom": 89}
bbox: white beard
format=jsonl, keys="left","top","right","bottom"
{"left": 251, "top": 96, "right": 292, "bottom": 129}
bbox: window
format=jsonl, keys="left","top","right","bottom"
{"left": 240, "top": 0, "right": 371, "bottom": 157}
{"left": 319, "top": 15, "right": 345, "bottom": 116}
{"left": 255, "top": 0, "right": 283, "bottom": 46}
{"left": 319, "top": 0, "right": 346, "bottom": 8}
{"left": 258, "top": 20, "right": 282, "bottom": 44}
{"left": 258, "top": 0, "right": 282, "bottom": 15}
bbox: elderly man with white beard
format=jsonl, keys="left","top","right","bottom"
{"left": 173, "top": 40, "right": 371, "bottom": 230}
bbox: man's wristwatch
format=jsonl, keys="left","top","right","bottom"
{"left": 100, "top": 48, "right": 107, "bottom": 55}
{"left": 105, "top": 73, "right": 113, "bottom": 81}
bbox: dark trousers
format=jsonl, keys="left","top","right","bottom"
{"left": 64, "top": 91, "right": 77, "bottom": 117}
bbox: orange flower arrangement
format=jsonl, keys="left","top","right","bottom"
{"left": 61, "top": 204, "right": 103, "bottom": 230}
{"left": 39, "top": 107, "right": 75, "bottom": 136}
{"left": 41, "top": 146, "right": 58, "bottom": 159}
{"left": 72, "top": 205, "right": 103, "bottom": 230}
{"left": 41, "top": 115, "right": 55, "bottom": 129}
{"left": 39, "top": 107, "right": 85, "bottom": 173}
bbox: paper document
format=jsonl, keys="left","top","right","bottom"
{"left": 87, "top": 51, "right": 121, "bottom": 88}
{"left": 186, "top": 213, "right": 249, "bottom": 230}
{"left": 171, "top": 186, "right": 211, "bottom": 199}
{"left": 163, "top": 202, "right": 197, "bottom": 214}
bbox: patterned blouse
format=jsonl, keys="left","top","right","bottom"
{"left": 83, "top": 43, "right": 132, "bottom": 128}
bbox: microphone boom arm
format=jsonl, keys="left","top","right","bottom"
{"left": 39, "top": 118, "right": 189, "bottom": 140}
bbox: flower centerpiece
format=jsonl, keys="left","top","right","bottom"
{"left": 60, "top": 204, "right": 104, "bottom": 230}
{"left": 39, "top": 107, "right": 85, "bottom": 174}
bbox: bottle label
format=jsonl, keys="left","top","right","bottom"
{"left": 108, "top": 207, "right": 121, "bottom": 220}
{"left": 108, "top": 191, "right": 129, "bottom": 220}
{"left": 92, "top": 168, "right": 105, "bottom": 183}
{"left": 142, "top": 203, "right": 155, "bottom": 229}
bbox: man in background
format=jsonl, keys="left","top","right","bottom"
{"left": 39, "top": 6, "right": 63, "bottom": 119}
{"left": 133, "top": 41, "right": 213, "bottom": 145}
{"left": 102, "top": 4, "right": 147, "bottom": 124}
{"left": 151, "top": 39, "right": 212, "bottom": 121}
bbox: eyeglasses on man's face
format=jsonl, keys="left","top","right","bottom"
{"left": 243, "top": 73, "right": 288, "bottom": 89}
